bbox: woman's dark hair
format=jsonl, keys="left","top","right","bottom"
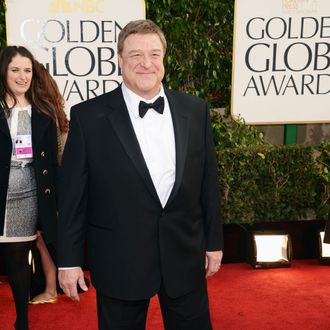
{"left": 0, "top": 45, "right": 68, "bottom": 132}
{"left": 33, "top": 60, "right": 68, "bottom": 133}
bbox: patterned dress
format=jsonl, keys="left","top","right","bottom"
{"left": 0, "top": 105, "right": 38, "bottom": 243}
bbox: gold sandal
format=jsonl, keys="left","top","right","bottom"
{"left": 29, "top": 295, "right": 57, "bottom": 304}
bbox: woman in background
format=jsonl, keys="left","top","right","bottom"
{"left": 0, "top": 46, "right": 67, "bottom": 329}
{"left": 29, "top": 61, "right": 68, "bottom": 305}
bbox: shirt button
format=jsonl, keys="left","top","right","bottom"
{"left": 41, "top": 151, "right": 46, "bottom": 157}
{"left": 43, "top": 169, "right": 48, "bottom": 176}
{"left": 44, "top": 188, "right": 51, "bottom": 194}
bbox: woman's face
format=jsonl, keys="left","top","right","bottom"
{"left": 6, "top": 54, "right": 33, "bottom": 98}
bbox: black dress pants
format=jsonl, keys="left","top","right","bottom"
{"left": 96, "top": 280, "right": 212, "bottom": 330}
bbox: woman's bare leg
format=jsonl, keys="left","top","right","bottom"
{"left": 30, "top": 233, "right": 57, "bottom": 302}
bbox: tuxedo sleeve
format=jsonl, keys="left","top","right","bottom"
{"left": 57, "top": 106, "right": 88, "bottom": 267}
{"left": 201, "top": 104, "right": 224, "bottom": 251}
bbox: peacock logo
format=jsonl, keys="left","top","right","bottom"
{"left": 48, "top": 0, "right": 105, "bottom": 13}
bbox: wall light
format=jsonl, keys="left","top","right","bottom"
{"left": 248, "top": 230, "right": 292, "bottom": 268}
{"left": 319, "top": 231, "right": 330, "bottom": 264}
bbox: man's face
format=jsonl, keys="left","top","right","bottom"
{"left": 118, "top": 33, "right": 165, "bottom": 100}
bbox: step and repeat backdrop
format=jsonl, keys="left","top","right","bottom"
{"left": 232, "top": 0, "right": 330, "bottom": 124}
{"left": 5, "top": 0, "right": 145, "bottom": 112}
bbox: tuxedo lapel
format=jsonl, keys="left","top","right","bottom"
{"left": 106, "top": 90, "right": 161, "bottom": 205}
{"left": 165, "top": 90, "right": 189, "bottom": 206}
{"left": 105, "top": 88, "right": 189, "bottom": 208}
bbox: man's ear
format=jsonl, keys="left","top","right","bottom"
{"left": 118, "top": 54, "right": 123, "bottom": 69}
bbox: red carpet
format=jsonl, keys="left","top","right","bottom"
{"left": 1, "top": 260, "right": 329, "bottom": 329}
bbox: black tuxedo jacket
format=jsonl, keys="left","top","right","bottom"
{"left": 57, "top": 86, "right": 223, "bottom": 300}
{"left": 0, "top": 107, "right": 58, "bottom": 243}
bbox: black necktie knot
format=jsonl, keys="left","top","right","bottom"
{"left": 138, "top": 96, "right": 164, "bottom": 118}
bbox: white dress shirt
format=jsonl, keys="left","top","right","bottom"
{"left": 122, "top": 83, "right": 176, "bottom": 207}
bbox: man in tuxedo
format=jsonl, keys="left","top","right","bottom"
{"left": 57, "top": 19, "right": 223, "bottom": 330}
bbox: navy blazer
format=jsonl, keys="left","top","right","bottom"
{"left": 57, "top": 86, "right": 223, "bottom": 299}
{"left": 0, "top": 107, "right": 58, "bottom": 244}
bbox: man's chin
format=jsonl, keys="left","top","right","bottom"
{"left": 135, "top": 84, "right": 161, "bottom": 99}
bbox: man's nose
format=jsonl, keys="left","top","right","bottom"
{"left": 18, "top": 71, "right": 27, "bottom": 80}
{"left": 141, "top": 55, "right": 152, "bottom": 68}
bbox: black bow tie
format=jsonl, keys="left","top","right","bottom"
{"left": 138, "top": 96, "right": 164, "bottom": 118}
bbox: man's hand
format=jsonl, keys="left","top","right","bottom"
{"left": 205, "top": 250, "right": 223, "bottom": 278}
{"left": 58, "top": 267, "right": 88, "bottom": 301}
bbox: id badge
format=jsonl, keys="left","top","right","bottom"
{"left": 15, "top": 134, "right": 33, "bottom": 159}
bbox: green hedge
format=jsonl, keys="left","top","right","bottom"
{"left": 0, "top": 0, "right": 5, "bottom": 48}
{"left": 146, "top": 0, "right": 233, "bottom": 108}
{"left": 213, "top": 111, "right": 329, "bottom": 223}
{"left": 214, "top": 125, "right": 330, "bottom": 223}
